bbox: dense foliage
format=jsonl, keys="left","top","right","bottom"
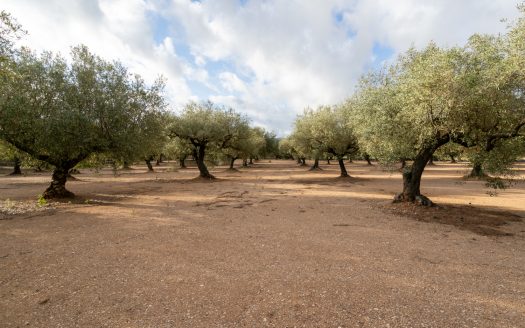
{"left": 0, "top": 45, "right": 166, "bottom": 198}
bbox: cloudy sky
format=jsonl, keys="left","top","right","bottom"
{"left": 3, "top": 0, "right": 521, "bottom": 135}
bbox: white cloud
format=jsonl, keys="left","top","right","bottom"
{"left": 219, "top": 72, "right": 248, "bottom": 94}
{"left": 2, "top": 0, "right": 521, "bottom": 135}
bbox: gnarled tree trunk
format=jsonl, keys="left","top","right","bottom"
{"left": 309, "top": 157, "right": 321, "bottom": 171}
{"left": 338, "top": 158, "right": 349, "bottom": 177}
{"left": 179, "top": 157, "right": 187, "bottom": 168}
{"left": 394, "top": 135, "right": 450, "bottom": 206}
{"left": 43, "top": 165, "right": 74, "bottom": 199}
{"left": 193, "top": 145, "right": 214, "bottom": 179}
{"left": 299, "top": 157, "right": 307, "bottom": 166}
{"left": 468, "top": 161, "right": 486, "bottom": 179}
{"left": 145, "top": 157, "right": 154, "bottom": 172}
{"left": 363, "top": 153, "right": 372, "bottom": 166}
{"left": 229, "top": 157, "right": 237, "bottom": 169}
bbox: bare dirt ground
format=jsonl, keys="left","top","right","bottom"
{"left": 0, "top": 160, "right": 524, "bottom": 328}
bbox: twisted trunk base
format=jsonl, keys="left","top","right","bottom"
{"left": 43, "top": 167, "right": 74, "bottom": 199}
{"left": 309, "top": 158, "right": 322, "bottom": 171}
{"left": 145, "top": 159, "right": 154, "bottom": 172}
{"left": 194, "top": 146, "right": 214, "bottom": 179}
{"left": 467, "top": 162, "right": 487, "bottom": 179}
{"left": 338, "top": 159, "right": 350, "bottom": 177}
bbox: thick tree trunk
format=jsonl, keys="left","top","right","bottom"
{"left": 309, "top": 157, "right": 321, "bottom": 171}
{"left": 394, "top": 135, "right": 450, "bottom": 206}
{"left": 10, "top": 157, "right": 22, "bottom": 175}
{"left": 449, "top": 155, "right": 456, "bottom": 163}
{"left": 468, "top": 162, "right": 486, "bottom": 178}
{"left": 43, "top": 166, "right": 74, "bottom": 199}
{"left": 338, "top": 158, "right": 350, "bottom": 177}
{"left": 194, "top": 145, "right": 214, "bottom": 179}
{"left": 249, "top": 157, "right": 253, "bottom": 165}
{"left": 145, "top": 159, "right": 154, "bottom": 172}
{"left": 397, "top": 155, "right": 429, "bottom": 204}
{"left": 229, "top": 157, "right": 237, "bottom": 169}
{"left": 300, "top": 158, "right": 307, "bottom": 166}
{"left": 363, "top": 153, "right": 372, "bottom": 166}
{"left": 179, "top": 157, "right": 186, "bottom": 168}
{"left": 327, "top": 158, "right": 331, "bottom": 165}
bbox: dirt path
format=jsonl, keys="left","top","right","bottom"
{"left": 1, "top": 161, "right": 524, "bottom": 327}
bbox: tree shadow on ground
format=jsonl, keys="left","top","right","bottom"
{"left": 382, "top": 202, "right": 523, "bottom": 236}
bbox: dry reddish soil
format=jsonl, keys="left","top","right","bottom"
{"left": 0, "top": 160, "right": 524, "bottom": 328}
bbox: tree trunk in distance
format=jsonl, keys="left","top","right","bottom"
{"left": 309, "top": 157, "right": 321, "bottom": 171}
{"left": 449, "top": 155, "right": 456, "bottom": 163}
{"left": 10, "top": 156, "right": 22, "bottom": 175}
{"left": 145, "top": 159, "right": 154, "bottom": 172}
{"left": 194, "top": 145, "right": 214, "bottom": 179}
{"left": 338, "top": 158, "right": 350, "bottom": 177}
{"left": 364, "top": 153, "right": 372, "bottom": 165}
{"left": 468, "top": 162, "right": 487, "bottom": 179}
{"left": 179, "top": 158, "right": 186, "bottom": 168}
{"left": 229, "top": 157, "right": 236, "bottom": 169}
{"left": 156, "top": 153, "right": 163, "bottom": 166}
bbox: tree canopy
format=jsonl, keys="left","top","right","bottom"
{"left": 169, "top": 102, "right": 251, "bottom": 179}
{"left": 0, "top": 46, "right": 166, "bottom": 198}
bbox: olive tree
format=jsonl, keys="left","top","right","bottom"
{"left": 290, "top": 109, "right": 324, "bottom": 170}
{"left": 353, "top": 44, "right": 471, "bottom": 205}
{"left": 169, "top": 101, "right": 250, "bottom": 179}
{"left": 353, "top": 13, "right": 525, "bottom": 205}
{"left": 0, "top": 140, "right": 23, "bottom": 175}
{"left": 291, "top": 106, "right": 359, "bottom": 176}
{"left": 459, "top": 26, "right": 525, "bottom": 177}
{"left": 0, "top": 46, "right": 166, "bottom": 198}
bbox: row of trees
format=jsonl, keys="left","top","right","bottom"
{"left": 0, "top": 11, "right": 278, "bottom": 198}
{"left": 1, "top": 9, "right": 524, "bottom": 205}
{"left": 282, "top": 7, "right": 525, "bottom": 205}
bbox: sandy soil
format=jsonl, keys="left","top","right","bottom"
{"left": 0, "top": 160, "right": 524, "bottom": 327}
